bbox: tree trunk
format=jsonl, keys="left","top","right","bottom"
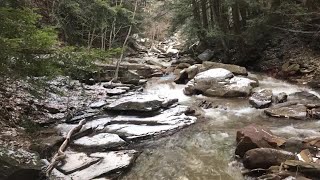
{"left": 112, "top": 0, "right": 138, "bottom": 82}
{"left": 192, "top": 0, "right": 205, "bottom": 42}
{"left": 201, "top": 0, "right": 209, "bottom": 30}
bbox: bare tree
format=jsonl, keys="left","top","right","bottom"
{"left": 112, "top": 0, "right": 138, "bottom": 82}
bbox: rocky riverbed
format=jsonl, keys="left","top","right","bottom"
{"left": 2, "top": 52, "right": 320, "bottom": 180}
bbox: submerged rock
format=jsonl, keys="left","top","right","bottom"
{"left": 105, "top": 94, "right": 171, "bottom": 112}
{"left": 235, "top": 124, "right": 286, "bottom": 157}
{"left": 243, "top": 148, "right": 296, "bottom": 169}
{"left": 249, "top": 89, "right": 273, "bottom": 109}
{"left": 264, "top": 104, "right": 307, "bottom": 120}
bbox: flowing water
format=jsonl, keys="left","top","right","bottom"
{"left": 122, "top": 73, "right": 320, "bottom": 180}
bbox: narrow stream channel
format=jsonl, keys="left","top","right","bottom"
{"left": 122, "top": 73, "right": 320, "bottom": 180}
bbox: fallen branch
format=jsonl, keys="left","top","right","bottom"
{"left": 45, "top": 119, "right": 86, "bottom": 176}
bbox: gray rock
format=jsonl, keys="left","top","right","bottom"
{"left": 197, "top": 49, "right": 214, "bottom": 61}
{"left": 89, "top": 101, "right": 107, "bottom": 109}
{"left": 201, "top": 61, "right": 248, "bottom": 76}
{"left": 243, "top": 148, "right": 296, "bottom": 169}
{"left": 272, "top": 92, "right": 288, "bottom": 104}
{"left": 57, "top": 151, "right": 100, "bottom": 174}
{"left": 67, "top": 150, "right": 138, "bottom": 180}
{"left": 73, "top": 133, "right": 126, "bottom": 148}
{"left": 249, "top": 89, "right": 273, "bottom": 109}
{"left": 264, "top": 104, "right": 307, "bottom": 120}
{"left": 184, "top": 68, "right": 257, "bottom": 97}
{"left": 105, "top": 95, "right": 166, "bottom": 112}
{"left": 103, "top": 114, "right": 197, "bottom": 140}
{"left": 106, "top": 88, "right": 127, "bottom": 96}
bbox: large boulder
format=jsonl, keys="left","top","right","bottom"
{"left": 235, "top": 124, "right": 286, "bottom": 157}
{"left": 184, "top": 68, "right": 257, "bottom": 97}
{"left": 243, "top": 148, "right": 296, "bottom": 169}
{"left": 202, "top": 61, "right": 248, "bottom": 76}
{"left": 249, "top": 89, "right": 273, "bottom": 109}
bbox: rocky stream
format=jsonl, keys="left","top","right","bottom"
{"left": 3, "top": 48, "right": 320, "bottom": 180}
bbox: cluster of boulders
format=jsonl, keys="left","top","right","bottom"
{"left": 42, "top": 82, "right": 197, "bottom": 179}
{"left": 236, "top": 124, "right": 320, "bottom": 179}
{"left": 248, "top": 87, "right": 320, "bottom": 120}
{"left": 170, "top": 60, "right": 260, "bottom": 98}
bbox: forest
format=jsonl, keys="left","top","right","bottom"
{"left": 1, "top": 0, "right": 320, "bottom": 180}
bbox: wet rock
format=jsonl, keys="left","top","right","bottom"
{"left": 243, "top": 148, "right": 296, "bottom": 169}
{"left": 89, "top": 101, "right": 107, "bottom": 109}
{"left": 197, "top": 49, "right": 214, "bottom": 61}
{"left": 289, "top": 91, "right": 320, "bottom": 104}
{"left": 235, "top": 124, "right": 286, "bottom": 157}
{"left": 73, "top": 133, "right": 126, "bottom": 149}
{"left": 106, "top": 88, "right": 127, "bottom": 96}
{"left": 185, "top": 64, "right": 200, "bottom": 79}
{"left": 282, "top": 137, "right": 306, "bottom": 153}
{"left": 264, "top": 104, "right": 307, "bottom": 120}
{"left": 104, "top": 114, "right": 196, "bottom": 140}
{"left": 100, "top": 105, "right": 197, "bottom": 140}
{"left": 57, "top": 151, "right": 100, "bottom": 174}
{"left": 174, "top": 69, "right": 189, "bottom": 84}
{"left": 249, "top": 89, "right": 273, "bottom": 109}
{"left": 284, "top": 160, "right": 320, "bottom": 178}
{"left": 272, "top": 92, "right": 288, "bottom": 104}
{"left": 202, "top": 61, "right": 248, "bottom": 76}
{"left": 67, "top": 150, "right": 138, "bottom": 180}
{"left": 161, "top": 98, "right": 179, "bottom": 108}
{"left": 105, "top": 95, "right": 167, "bottom": 112}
